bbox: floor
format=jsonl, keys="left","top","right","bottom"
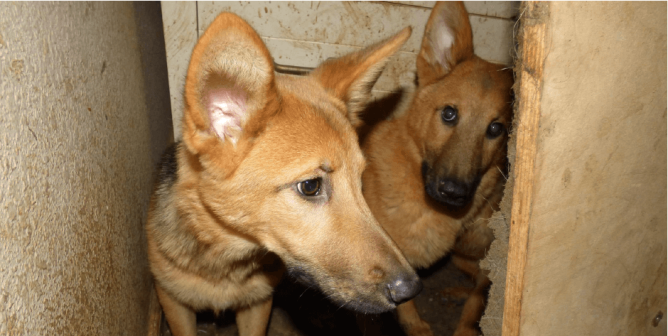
{"left": 161, "top": 256, "right": 475, "bottom": 336}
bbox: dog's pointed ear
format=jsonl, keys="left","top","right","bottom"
{"left": 182, "top": 13, "right": 277, "bottom": 165}
{"left": 310, "top": 27, "right": 412, "bottom": 127}
{"left": 416, "top": 1, "right": 474, "bottom": 86}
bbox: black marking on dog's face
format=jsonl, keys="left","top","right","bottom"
{"left": 421, "top": 161, "right": 481, "bottom": 212}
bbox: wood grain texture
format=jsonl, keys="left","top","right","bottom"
{"left": 385, "top": 1, "right": 520, "bottom": 19}
{"left": 516, "top": 2, "right": 666, "bottom": 335}
{"left": 197, "top": 1, "right": 516, "bottom": 63}
{"left": 501, "top": 2, "right": 549, "bottom": 336}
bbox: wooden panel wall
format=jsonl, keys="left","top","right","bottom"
{"left": 504, "top": 2, "right": 667, "bottom": 335}
{"left": 161, "top": 1, "right": 518, "bottom": 139}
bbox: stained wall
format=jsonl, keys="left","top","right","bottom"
{"left": 162, "top": 1, "right": 519, "bottom": 139}
{"left": 1, "top": 2, "right": 171, "bottom": 335}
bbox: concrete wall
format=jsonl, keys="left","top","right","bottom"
{"left": 0, "top": 2, "right": 171, "bottom": 335}
{"left": 513, "top": 2, "right": 667, "bottom": 335}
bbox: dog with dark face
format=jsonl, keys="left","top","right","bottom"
{"left": 146, "top": 13, "right": 422, "bottom": 336}
{"left": 361, "top": 2, "right": 514, "bottom": 335}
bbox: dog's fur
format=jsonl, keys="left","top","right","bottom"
{"left": 146, "top": 13, "right": 422, "bottom": 336}
{"left": 360, "top": 2, "right": 514, "bottom": 335}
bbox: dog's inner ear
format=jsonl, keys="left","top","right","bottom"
{"left": 204, "top": 75, "right": 248, "bottom": 144}
{"left": 417, "top": 2, "right": 474, "bottom": 85}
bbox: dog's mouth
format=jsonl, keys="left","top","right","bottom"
{"left": 421, "top": 162, "right": 480, "bottom": 211}
{"left": 286, "top": 267, "right": 393, "bottom": 313}
{"left": 286, "top": 265, "right": 420, "bottom": 314}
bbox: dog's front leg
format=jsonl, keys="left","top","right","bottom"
{"left": 397, "top": 300, "right": 434, "bottom": 336}
{"left": 155, "top": 284, "right": 197, "bottom": 336}
{"left": 236, "top": 296, "right": 273, "bottom": 336}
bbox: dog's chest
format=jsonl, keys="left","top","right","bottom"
{"left": 166, "top": 262, "right": 276, "bottom": 311}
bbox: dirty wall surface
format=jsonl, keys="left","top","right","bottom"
{"left": 0, "top": 2, "right": 166, "bottom": 335}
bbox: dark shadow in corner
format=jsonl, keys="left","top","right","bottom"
{"left": 133, "top": 2, "right": 174, "bottom": 167}
{"left": 357, "top": 88, "right": 409, "bottom": 145}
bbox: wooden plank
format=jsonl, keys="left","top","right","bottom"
{"left": 384, "top": 1, "right": 520, "bottom": 19}
{"left": 161, "top": 1, "right": 197, "bottom": 140}
{"left": 264, "top": 18, "right": 514, "bottom": 67}
{"left": 198, "top": 1, "right": 432, "bottom": 53}
{"left": 383, "top": 1, "right": 436, "bottom": 9}
{"left": 464, "top": 1, "right": 520, "bottom": 19}
{"left": 501, "top": 2, "right": 549, "bottom": 336}
{"left": 264, "top": 37, "right": 417, "bottom": 92}
{"left": 198, "top": 1, "right": 515, "bottom": 63}
{"left": 162, "top": 1, "right": 516, "bottom": 137}
{"left": 514, "top": 2, "right": 667, "bottom": 335}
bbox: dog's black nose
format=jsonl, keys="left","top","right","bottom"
{"left": 386, "top": 274, "right": 422, "bottom": 305}
{"left": 437, "top": 178, "right": 471, "bottom": 208}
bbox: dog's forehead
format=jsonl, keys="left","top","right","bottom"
{"left": 249, "top": 74, "right": 365, "bottom": 172}
{"left": 276, "top": 74, "right": 345, "bottom": 113}
{"left": 447, "top": 61, "right": 510, "bottom": 95}
{"left": 430, "top": 61, "right": 513, "bottom": 117}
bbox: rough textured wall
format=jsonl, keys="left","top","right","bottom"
{"left": 0, "top": 2, "right": 170, "bottom": 335}
{"left": 518, "top": 2, "right": 666, "bottom": 335}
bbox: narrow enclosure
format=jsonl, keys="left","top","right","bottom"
{"left": 1, "top": 2, "right": 664, "bottom": 336}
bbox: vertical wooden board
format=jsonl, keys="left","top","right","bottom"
{"left": 501, "top": 3, "right": 549, "bottom": 336}
{"left": 161, "top": 1, "right": 197, "bottom": 140}
{"left": 517, "top": 2, "right": 667, "bottom": 335}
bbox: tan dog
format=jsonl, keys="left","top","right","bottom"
{"left": 146, "top": 13, "right": 422, "bottom": 336}
{"left": 361, "top": 2, "right": 513, "bottom": 336}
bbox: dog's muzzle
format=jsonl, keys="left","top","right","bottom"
{"left": 385, "top": 273, "right": 423, "bottom": 305}
{"left": 422, "top": 162, "right": 480, "bottom": 211}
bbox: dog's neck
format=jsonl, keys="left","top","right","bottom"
{"left": 152, "top": 147, "right": 270, "bottom": 282}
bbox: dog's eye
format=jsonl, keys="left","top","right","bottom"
{"left": 486, "top": 122, "right": 505, "bottom": 139}
{"left": 441, "top": 106, "right": 458, "bottom": 124}
{"left": 297, "top": 178, "right": 321, "bottom": 197}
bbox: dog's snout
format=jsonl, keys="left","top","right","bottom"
{"left": 422, "top": 162, "right": 481, "bottom": 210}
{"left": 386, "top": 274, "right": 422, "bottom": 305}
{"left": 438, "top": 179, "right": 469, "bottom": 203}
{"left": 425, "top": 176, "right": 480, "bottom": 210}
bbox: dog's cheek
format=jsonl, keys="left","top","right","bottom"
{"left": 254, "top": 193, "right": 318, "bottom": 252}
